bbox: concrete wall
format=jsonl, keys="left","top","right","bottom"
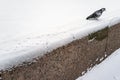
{"left": 1, "top": 24, "right": 120, "bottom": 80}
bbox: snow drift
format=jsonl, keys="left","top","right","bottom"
{"left": 0, "top": 0, "right": 120, "bottom": 71}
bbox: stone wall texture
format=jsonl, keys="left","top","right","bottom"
{"left": 1, "top": 24, "right": 120, "bottom": 80}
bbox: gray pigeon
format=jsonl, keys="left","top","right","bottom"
{"left": 86, "top": 8, "right": 106, "bottom": 20}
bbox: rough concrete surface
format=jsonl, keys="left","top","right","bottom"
{"left": 1, "top": 24, "right": 120, "bottom": 80}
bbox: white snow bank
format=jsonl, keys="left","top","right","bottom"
{"left": 76, "top": 48, "right": 120, "bottom": 80}
{"left": 0, "top": 0, "right": 120, "bottom": 70}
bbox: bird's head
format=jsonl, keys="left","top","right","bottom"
{"left": 101, "top": 8, "right": 106, "bottom": 12}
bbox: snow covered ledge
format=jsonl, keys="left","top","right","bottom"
{"left": 0, "top": 21, "right": 120, "bottom": 80}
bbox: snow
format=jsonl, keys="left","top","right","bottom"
{"left": 76, "top": 48, "right": 120, "bottom": 80}
{"left": 0, "top": 0, "right": 120, "bottom": 70}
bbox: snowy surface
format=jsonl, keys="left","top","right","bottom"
{"left": 0, "top": 0, "right": 120, "bottom": 70}
{"left": 76, "top": 48, "right": 120, "bottom": 80}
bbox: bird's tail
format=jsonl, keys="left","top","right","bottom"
{"left": 86, "top": 17, "right": 89, "bottom": 20}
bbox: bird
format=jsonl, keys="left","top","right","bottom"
{"left": 86, "top": 8, "right": 106, "bottom": 20}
